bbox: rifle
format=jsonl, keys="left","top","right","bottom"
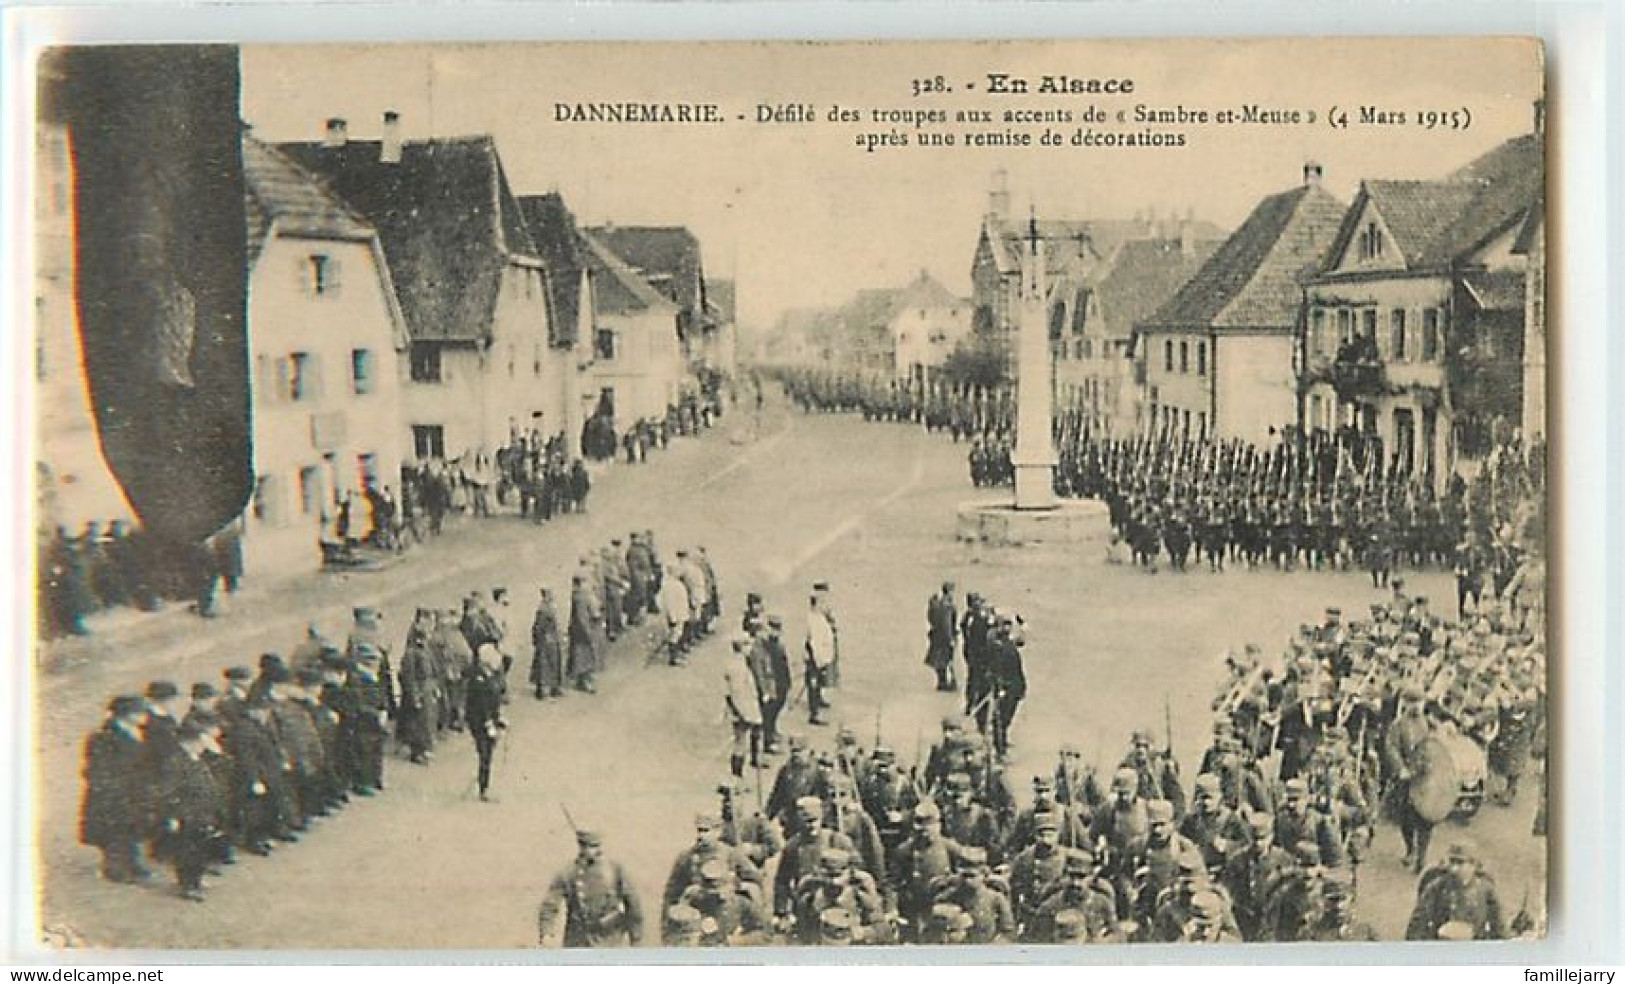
{"left": 560, "top": 803, "right": 580, "bottom": 837}
{"left": 1164, "top": 695, "right": 1175, "bottom": 767}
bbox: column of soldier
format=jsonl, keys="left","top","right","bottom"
{"left": 611, "top": 592, "right": 1542, "bottom": 946}
{"left": 79, "top": 528, "right": 722, "bottom": 903}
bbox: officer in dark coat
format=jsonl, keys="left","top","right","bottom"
{"left": 924, "top": 581, "right": 959, "bottom": 692}
{"left": 226, "top": 690, "right": 293, "bottom": 854}
{"left": 1406, "top": 841, "right": 1506, "bottom": 940}
{"left": 155, "top": 722, "right": 228, "bottom": 901}
{"left": 986, "top": 616, "right": 1027, "bottom": 759}
{"left": 960, "top": 594, "right": 992, "bottom": 719}
{"left": 759, "top": 615, "right": 793, "bottom": 753}
{"left": 346, "top": 644, "right": 391, "bottom": 796}
{"left": 465, "top": 644, "right": 507, "bottom": 801}
{"left": 79, "top": 695, "right": 152, "bottom": 883}
{"left": 397, "top": 609, "right": 441, "bottom": 764}
{"left": 529, "top": 587, "right": 565, "bottom": 699}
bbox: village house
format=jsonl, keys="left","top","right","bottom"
{"left": 970, "top": 169, "right": 1224, "bottom": 376}
{"left": 587, "top": 225, "right": 714, "bottom": 372}
{"left": 1300, "top": 120, "right": 1543, "bottom": 485}
{"left": 280, "top": 115, "right": 567, "bottom": 464}
{"left": 1135, "top": 164, "right": 1347, "bottom": 445}
{"left": 240, "top": 134, "right": 409, "bottom": 577}
{"left": 576, "top": 227, "right": 686, "bottom": 426}
{"left": 1051, "top": 230, "right": 1220, "bottom": 437}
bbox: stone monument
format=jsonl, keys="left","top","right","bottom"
{"left": 957, "top": 211, "right": 1110, "bottom": 546}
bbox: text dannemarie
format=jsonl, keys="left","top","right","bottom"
{"left": 555, "top": 102, "right": 724, "bottom": 123}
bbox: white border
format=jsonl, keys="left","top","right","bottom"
{"left": 0, "top": 0, "right": 1617, "bottom": 969}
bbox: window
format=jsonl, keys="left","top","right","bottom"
{"left": 1358, "top": 222, "right": 1385, "bottom": 262}
{"left": 351, "top": 349, "right": 373, "bottom": 395}
{"left": 1163, "top": 339, "right": 1174, "bottom": 373}
{"left": 1389, "top": 310, "right": 1407, "bottom": 361}
{"left": 1336, "top": 308, "right": 1353, "bottom": 345}
{"left": 298, "top": 466, "right": 324, "bottom": 516}
{"left": 595, "top": 329, "right": 618, "bottom": 361}
{"left": 1196, "top": 341, "right": 1207, "bottom": 376}
{"left": 1179, "top": 341, "right": 1189, "bottom": 374}
{"left": 289, "top": 352, "right": 320, "bottom": 402}
{"left": 412, "top": 425, "right": 445, "bottom": 460}
{"left": 307, "top": 253, "right": 340, "bottom": 295}
{"left": 357, "top": 453, "right": 379, "bottom": 491}
{"left": 1360, "top": 308, "right": 1378, "bottom": 340}
{"left": 410, "top": 343, "right": 443, "bottom": 383}
{"left": 1311, "top": 308, "right": 1328, "bottom": 356}
{"left": 1422, "top": 309, "right": 1441, "bottom": 361}
{"left": 1196, "top": 411, "right": 1207, "bottom": 436}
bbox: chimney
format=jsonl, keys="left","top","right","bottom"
{"left": 1303, "top": 160, "right": 1324, "bottom": 187}
{"left": 380, "top": 110, "right": 402, "bottom": 164}
{"left": 1533, "top": 98, "right": 1545, "bottom": 137}
{"left": 324, "top": 117, "right": 349, "bottom": 148}
{"left": 987, "top": 168, "right": 1010, "bottom": 222}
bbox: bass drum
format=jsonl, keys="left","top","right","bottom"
{"left": 1407, "top": 735, "right": 1459, "bottom": 825}
{"left": 1441, "top": 729, "right": 1488, "bottom": 820}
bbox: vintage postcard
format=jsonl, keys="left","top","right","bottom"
{"left": 33, "top": 38, "right": 1546, "bottom": 949}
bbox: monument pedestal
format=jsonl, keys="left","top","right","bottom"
{"left": 955, "top": 496, "right": 1111, "bottom": 547}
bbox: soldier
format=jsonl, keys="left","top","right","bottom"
{"left": 625, "top": 533, "right": 655, "bottom": 623}
{"left": 658, "top": 562, "right": 692, "bottom": 666}
{"left": 1306, "top": 868, "right": 1378, "bottom": 941}
{"left": 1131, "top": 799, "right": 1198, "bottom": 931}
{"left": 717, "top": 782, "right": 784, "bottom": 872}
{"left": 433, "top": 607, "right": 473, "bottom": 731}
{"left": 1024, "top": 849, "right": 1119, "bottom": 943}
{"left": 1260, "top": 840, "right": 1326, "bottom": 942}
{"left": 397, "top": 608, "right": 441, "bottom": 764}
{"left": 345, "top": 645, "right": 391, "bottom": 797}
{"left": 803, "top": 585, "right": 839, "bottom": 726}
{"left": 1009, "top": 810, "right": 1069, "bottom": 929}
{"left": 960, "top": 593, "right": 993, "bottom": 719}
{"left": 889, "top": 801, "right": 962, "bottom": 941}
{"left": 1273, "top": 777, "right": 1345, "bottom": 869}
{"left": 1180, "top": 773, "right": 1250, "bottom": 880}
{"left": 724, "top": 632, "right": 764, "bottom": 780}
{"left": 1383, "top": 685, "right": 1437, "bottom": 872}
{"left": 936, "top": 772, "right": 1004, "bottom": 863}
{"left": 924, "top": 581, "right": 959, "bottom": 692}
{"left": 229, "top": 689, "right": 294, "bottom": 854}
{"left": 1406, "top": 841, "right": 1506, "bottom": 941}
{"left": 1151, "top": 852, "right": 1240, "bottom": 942}
{"left": 1181, "top": 890, "right": 1242, "bottom": 943}
{"left": 672, "top": 859, "right": 771, "bottom": 946}
{"left": 154, "top": 721, "right": 228, "bottom": 901}
{"left": 932, "top": 846, "right": 1015, "bottom": 944}
{"left": 664, "top": 813, "right": 763, "bottom": 909}
{"left": 345, "top": 607, "right": 396, "bottom": 715}
{"left": 824, "top": 773, "right": 887, "bottom": 884}
{"left": 1007, "top": 775, "right": 1087, "bottom": 855}
{"left": 529, "top": 587, "right": 565, "bottom": 700}
{"left": 538, "top": 830, "right": 644, "bottom": 947}
{"left": 79, "top": 694, "right": 152, "bottom": 884}
{"left": 1053, "top": 744, "right": 1106, "bottom": 826}
{"left": 268, "top": 664, "right": 324, "bottom": 828}
{"left": 569, "top": 574, "right": 605, "bottom": 690}
{"left": 1225, "top": 810, "right": 1291, "bottom": 941}
{"left": 790, "top": 848, "right": 886, "bottom": 944}
{"left": 765, "top": 737, "right": 819, "bottom": 826}
{"left": 773, "top": 797, "right": 856, "bottom": 917}
{"left": 1089, "top": 768, "right": 1151, "bottom": 895}
{"left": 1120, "top": 730, "right": 1185, "bottom": 820}
{"left": 986, "top": 615, "right": 1028, "bottom": 759}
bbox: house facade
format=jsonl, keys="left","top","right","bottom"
{"left": 578, "top": 228, "right": 686, "bottom": 426}
{"left": 281, "top": 118, "right": 565, "bottom": 463}
{"left": 1052, "top": 232, "right": 1219, "bottom": 437}
{"left": 1300, "top": 129, "right": 1542, "bottom": 485}
{"left": 241, "top": 136, "right": 409, "bottom": 577}
{"left": 1136, "top": 165, "right": 1347, "bottom": 446}
{"left": 886, "top": 271, "right": 972, "bottom": 381}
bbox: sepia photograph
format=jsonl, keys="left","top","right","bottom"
{"left": 29, "top": 38, "right": 1547, "bottom": 950}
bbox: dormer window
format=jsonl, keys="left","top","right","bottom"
{"left": 307, "top": 253, "right": 341, "bottom": 295}
{"left": 1357, "top": 221, "right": 1385, "bottom": 262}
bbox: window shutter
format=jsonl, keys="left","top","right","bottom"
{"left": 328, "top": 256, "right": 343, "bottom": 292}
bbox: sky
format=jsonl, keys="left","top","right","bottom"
{"left": 240, "top": 39, "right": 1543, "bottom": 334}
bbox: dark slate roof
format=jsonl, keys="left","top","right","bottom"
{"left": 1090, "top": 237, "right": 1219, "bottom": 340}
{"left": 1141, "top": 184, "right": 1346, "bottom": 331}
{"left": 586, "top": 226, "right": 707, "bottom": 318}
{"left": 517, "top": 193, "right": 586, "bottom": 348}
{"left": 1357, "top": 181, "right": 1481, "bottom": 268}
{"left": 1322, "top": 132, "right": 1543, "bottom": 276}
{"left": 278, "top": 136, "right": 538, "bottom": 345}
{"left": 241, "top": 135, "right": 373, "bottom": 261}
{"left": 577, "top": 229, "right": 675, "bottom": 317}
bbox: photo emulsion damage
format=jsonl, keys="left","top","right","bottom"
{"left": 33, "top": 39, "right": 1547, "bottom": 949}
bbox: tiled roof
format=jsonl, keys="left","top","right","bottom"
{"left": 517, "top": 193, "right": 586, "bottom": 347}
{"left": 586, "top": 226, "right": 707, "bottom": 318}
{"left": 241, "top": 135, "right": 372, "bottom": 261}
{"left": 1142, "top": 184, "right": 1346, "bottom": 331}
{"left": 578, "top": 229, "right": 676, "bottom": 317}
{"left": 1358, "top": 181, "right": 1480, "bottom": 268}
{"left": 278, "top": 136, "right": 537, "bottom": 345}
{"left": 1088, "top": 237, "right": 1219, "bottom": 340}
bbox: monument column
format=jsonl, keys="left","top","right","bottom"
{"left": 1012, "top": 215, "right": 1057, "bottom": 510}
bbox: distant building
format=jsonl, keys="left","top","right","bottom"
{"left": 281, "top": 116, "right": 572, "bottom": 462}
{"left": 577, "top": 228, "right": 686, "bottom": 426}
{"left": 1136, "top": 164, "right": 1347, "bottom": 445}
{"left": 970, "top": 169, "right": 1225, "bottom": 376}
{"left": 587, "top": 225, "right": 715, "bottom": 374}
{"left": 706, "top": 278, "right": 739, "bottom": 377}
{"left": 33, "top": 121, "right": 135, "bottom": 532}
{"left": 1052, "top": 231, "right": 1220, "bottom": 437}
{"left": 885, "top": 271, "right": 973, "bottom": 381}
{"left": 240, "top": 135, "right": 409, "bottom": 576}
{"left": 1301, "top": 125, "right": 1543, "bottom": 484}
